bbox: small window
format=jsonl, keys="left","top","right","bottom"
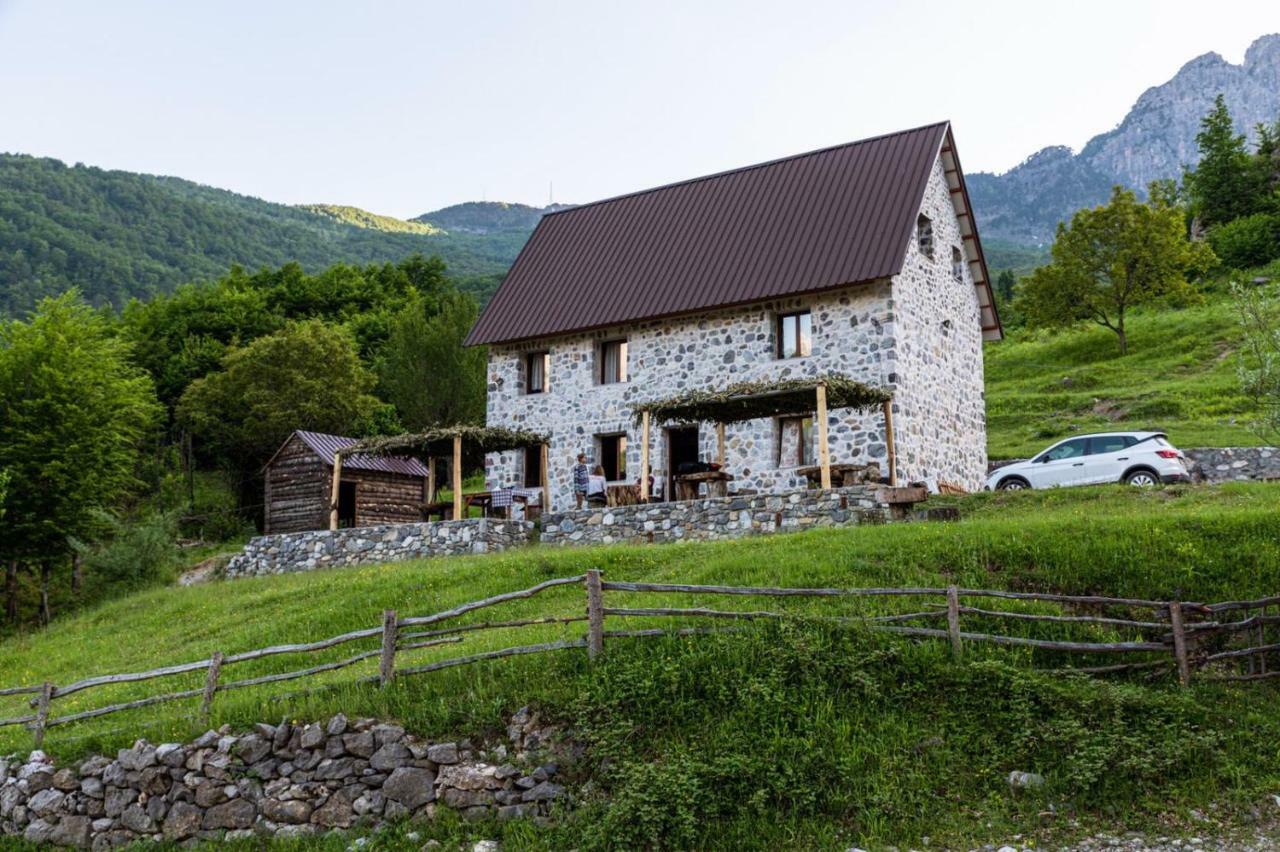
{"left": 598, "top": 434, "right": 627, "bottom": 481}
{"left": 917, "top": 214, "right": 934, "bottom": 259}
{"left": 777, "top": 416, "right": 814, "bottom": 467}
{"left": 523, "top": 445, "right": 544, "bottom": 488}
{"left": 776, "top": 311, "right": 812, "bottom": 359}
{"left": 525, "top": 351, "right": 549, "bottom": 394}
{"left": 599, "top": 340, "right": 628, "bottom": 384}
{"left": 951, "top": 246, "right": 964, "bottom": 281}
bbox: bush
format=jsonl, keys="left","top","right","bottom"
{"left": 1208, "top": 213, "right": 1280, "bottom": 270}
{"left": 73, "top": 510, "right": 181, "bottom": 596}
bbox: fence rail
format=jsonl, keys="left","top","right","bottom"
{"left": 2, "top": 572, "right": 1276, "bottom": 748}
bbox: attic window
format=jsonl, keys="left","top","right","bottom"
{"left": 917, "top": 215, "right": 934, "bottom": 259}
{"left": 951, "top": 246, "right": 964, "bottom": 282}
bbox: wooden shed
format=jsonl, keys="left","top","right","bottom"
{"left": 263, "top": 431, "right": 430, "bottom": 534}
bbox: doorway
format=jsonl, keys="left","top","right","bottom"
{"left": 665, "top": 426, "right": 700, "bottom": 500}
{"left": 337, "top": 481, "right": 357, "bottom": 528}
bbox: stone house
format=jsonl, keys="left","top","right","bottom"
{"left": 465, "top": 122, "right": 1002, "bottom": 506}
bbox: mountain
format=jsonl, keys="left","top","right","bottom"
{"left": 0, "top": 155, "right": 523, "bottom": 314}
{"left": 413, "top": 201, "right": 570, "bottom": 235}
{"left": 972, "top": 33, "right": 1280, "bottom": 248}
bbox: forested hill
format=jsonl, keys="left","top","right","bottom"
{"left": 0, "top": 154, "right": 527, "bottom": 314}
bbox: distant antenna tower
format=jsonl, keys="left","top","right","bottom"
{"left": 548, "top": 181, "right": 554, "bottom": 206}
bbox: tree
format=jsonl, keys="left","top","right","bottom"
{"left": 376, "top": 290, "right": 487, "bottom": 431}
{"left": 994, "top": 269, "right": 1017, "bottom": 303}
{"left": 1233, "top": 281, "right": 1280, "bottom": 442}
{"left": 1017, "top": 186, "right": 1216, "bottom": 354}
{"left": 1183, "top": 95, "right": 1269, "bottom": 228}
{"left": 177, "top": 320, "right": 383, "bottom": 514}
{"left": 0, "top": 292, "right": 161, "bottom": 623}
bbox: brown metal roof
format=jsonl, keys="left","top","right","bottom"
{"left": 467, "top": 121, "right": 997, "bottom": 346}
{"left": 292, "top": 431, "right": 430, "bottom": 478}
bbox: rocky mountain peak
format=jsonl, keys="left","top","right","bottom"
{"left": 1244, "top": 33, "right": 1280, "bottom": 69}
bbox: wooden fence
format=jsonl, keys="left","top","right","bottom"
{"left": 2, "top": 572, "right": 1276, "bottom": 749}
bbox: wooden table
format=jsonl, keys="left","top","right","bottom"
{"left": 674, "top": 470, "right": 734, "bottom": 500}
{"left": 797, "top": 462, "right": 881, "bottom": 488}
{"left": 464, "top": 492, "right": 497, "bottom": 517}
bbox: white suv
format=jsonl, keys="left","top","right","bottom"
{"left": 986, "top": 431, "right": 1191, "bottom": 491}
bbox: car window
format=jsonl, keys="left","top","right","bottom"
{"left": 1089, "top": 436, "right": 1130, "bottom": 455}
{"left": 1043, "top": 438, "right": 1089, "bottom": 461}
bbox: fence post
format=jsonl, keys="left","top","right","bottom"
{"left": 380, "top": 609, "right": 399, "bottom": 687}
{"left": 200, "top": 651, "right": 223, "bottom": 723}
{"left": 946, "top": 586, "right": 963, "bottom": 660}
{"left": 586, "top": 569, "right": 605, "bottom": 662}
{"left": 32, "top": 681, "right": 52, "bottom": 749}
{"left": 1168, "top": 601, "right": 1190, "bottom": 687}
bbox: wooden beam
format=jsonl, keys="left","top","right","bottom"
{"left": 716, "top": 422, "right": 726, "bottom": 467}
{"left": 452, "top": 434, "right": 463, "bottom": 521}
{"left": 815, "top": 382, "right": 831, "bottom": 490}
{"left": 882, "top": 399, "right": 897, "bottom": 487}
{"left": 328, "top": 452, "right": 342, "bottom": 531}
{"left": 427, "top": 457, "right": 437, "bottom": 503}
{"left": 640, "top": 411, "right": 651, "bottom": 502}
{"left": 540, "top": 442, "right": 550, "bottom": 510}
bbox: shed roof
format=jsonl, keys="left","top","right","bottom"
{"left": 291, "top": 431, "right": 430, "bottom": 477}
{"left": 467, "top": 121, "right": 1000, "bottom": 346}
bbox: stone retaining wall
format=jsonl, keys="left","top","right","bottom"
{"left": 540, "top": 485, "right": 888, "bottom": 547}
{"left": 989, "top": 447, "right": 1280, "bottom": 485}
{"left": 0, "top": 710, "right": 566, "bottom": 848}
{"left": 225, "top": 519, "right": 534, "bottom": 579}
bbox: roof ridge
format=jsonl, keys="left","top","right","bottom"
{"left": 541, "top": 121, "right": 951, "bottom": 219}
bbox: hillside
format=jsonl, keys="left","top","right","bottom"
{"left": 1, "top": 484, "right": 1278, "bottom": 848}
{"left": 296, "top": 204, "right": 444, "bottom": 235}
{"left": 983, "top": 275, "right": 1277, "bottom": 458}
{"left": 0, "top": 155, "right": 521, "bottom": 314}
{"left": 413, "top": 200, "right": 568, "bottom": 234}
{"left": 972, "top": 33, "right": 1280, "bottom": 246}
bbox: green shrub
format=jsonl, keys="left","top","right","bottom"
{"left": 73, "top": 510, "right": 181, "bottom": 596}
{"left": 1208, "top": 213, "right": 1280, "bottom": 270}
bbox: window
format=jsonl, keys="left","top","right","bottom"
{"left": 523, "top": 445, "right": 544, "bottom": 488}
{"left": 778, "top": 416, "right": 814, "bottom": 467}
{"left": 525, "top": 351, "right": 549, "bottom": 394}
{"left": 917, "top": 214, "right": 934, "bottom": 259}
{"left": 598, "top": 434, "right": 627, "bottom": 481}
{"left": 1088, "top": 435, "right": 1136, "bottom": 455}
{"left": 599, "top": 340, "right": 628, "bottom": 384}
{"left": 776, "top": 310, "right": 812, "bottom": 359}
{"left": 952, "top": 246, "right": 965, "bottom": 281}
{"left": 1039, "top": 438, "right": 1090, "bottom": 463}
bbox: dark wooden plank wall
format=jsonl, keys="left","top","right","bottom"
{"left": 347, "top": 468, "right": 427, "bottom": 527}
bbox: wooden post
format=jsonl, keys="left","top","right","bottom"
{"left": 586, "top": 569, "right": 605, "bottom": 662}
{"left": 882, "top": 399, "right": 897, "bottom": 487}
{"left": 328, "top": 452, "right": 343, "bottom": 531}
{"left": 32, "top": 681, "right": 52, "bottom": 749}
{"left": 379, "top": 609, "right": 398, "bottom": 687}
{"left": 716, "top": 422, "right": 726, "bottom": 467}
{"left": 540, "top": 442, "right": 551, "bottom": 511}
{"left": 640, "top": 411, "right": 651, "bottom": 502}
{"left": 452, "top": 434, "right": 463, "bottom": 521}
{"left": 1169, "top": 601, "right": 1190, "bottom": 687}
{"left": 946, "top": 586, "right": 962, "bottom": 660}
{"left": 200, "top": 651, "right": 223, "bottom": 723}
{"left": 816, "top": 382, "right": 831, "bottom": 490}
{"left": 427, "top": 458, "right": 437, "bottom": 504}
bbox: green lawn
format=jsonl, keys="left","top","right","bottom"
{"left": 984, "top": 271, "right": 1280, "bottom": 458}
{"left": 2, "top": 483, "right": 1279, "bottom": 849}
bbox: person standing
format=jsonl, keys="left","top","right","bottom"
{"left": 572, "top": 453, "right": 590, "bottom": 508}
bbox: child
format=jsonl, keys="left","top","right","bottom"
{"left": 572, "top": 453, "right": 590, "bottom": 508}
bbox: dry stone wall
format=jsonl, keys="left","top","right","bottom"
{"left": 0, "top": 710, "right": 567, "bottom": 848}
{"left": 540, "top": 486, "right": 888, "bottom": 546}
{"left": 225, "top": 519, "right": 534, "bottom": 579}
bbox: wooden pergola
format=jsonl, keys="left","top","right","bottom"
{"left": 331, "top": 426, "right": 551, "bottom": 528}
{"left": 631, "top": 375, "right": 894, "bottom": 498}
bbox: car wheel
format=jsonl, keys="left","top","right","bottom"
{"left": 1123, "top": 469, "right": 1159, "bottom": 487}
{"left": 997, "top": 477, "right": 1029, "bottom": 491}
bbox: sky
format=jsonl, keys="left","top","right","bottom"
{"left": 0, "top": 1, "right": 1277, "bottom": 218}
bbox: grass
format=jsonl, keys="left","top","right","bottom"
{"left": 984, "top": 263, "right": 1280, "bottom": 458}
{"left": 2, "top": 483, "right": 1280, "bottom": 848}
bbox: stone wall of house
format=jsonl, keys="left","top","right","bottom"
{"left": 988, "top": 447, "right": 1280, "bottom": 485}
{"left": 224, "top": 519, "right": 534, "bottom": 579}
{"left": 888, "top": 155, "right": 989, "bottom": 492}
{"left": 540, "top": 485, "right": 889, "bottom": 547}
{"left": 0, "top": 710, "right": 567, "bottom": 848}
